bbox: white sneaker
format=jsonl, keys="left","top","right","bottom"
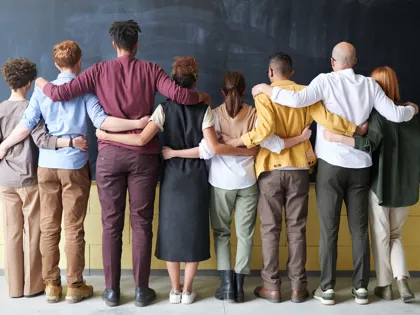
{"left": 352, "top": 287, "right": 369, "bottom": 305}
{"left": 181, "top": 291, "right": 197, "bottom": 304}
{"left": 169, "top": 290, "right": 182, "bottom": 304}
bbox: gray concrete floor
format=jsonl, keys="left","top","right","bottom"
{"left": 0, "top": 276, "right": 419, "bottom": 314}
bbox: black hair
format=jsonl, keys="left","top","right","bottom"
{"left": 173, "top": 75, "right": 196, "bottom": 89}
{"left": 269, "top": 52, "right": 293, "bottom": 76}
{"left": 109, "top": 20, "right": 141, "bottom": 51}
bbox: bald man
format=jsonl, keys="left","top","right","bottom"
{"left": 251, "top": 42, "right": 418, "bottom": 306}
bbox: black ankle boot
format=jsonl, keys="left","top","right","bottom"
{"left": 215, "top": 270, "right": 236, "bottom": 302}
{"left": 235, "top": 273, "right": 245, "bottom": 303}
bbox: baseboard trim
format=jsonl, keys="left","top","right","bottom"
{"left": 1, "top": 269, "right": 420, "bottom": 277}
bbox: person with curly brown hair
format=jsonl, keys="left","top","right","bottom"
{"left": 36, "top": 20, "right": 211, "bottom": 308}
{"left": 0, "top": 58, "right": 86, "bottom": 299}
{"left": 1, "top": 41, "right": 150, "bottom": 304}
{"left": 96, "top": 56, "right": 257, "bottom": 305}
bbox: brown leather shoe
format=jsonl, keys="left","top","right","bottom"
{"left": 254, "top": 286, "right": 281, "bottom": 303}
{"left": 291, "top": 288, "right": 309, "bottom": 303}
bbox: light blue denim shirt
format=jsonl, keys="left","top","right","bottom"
{"left": 20, "top": 73, "right": 108, "bottom": 170}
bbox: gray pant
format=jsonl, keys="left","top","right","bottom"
{"left": 316, "top": 159, "right": 371, "bottom": 290}
{"left": 210, "top": 184, "right": 258, "bottom": 275}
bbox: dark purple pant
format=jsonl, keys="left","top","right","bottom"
{"left": 96, "top": 146, "right": 160, "bottom": 289}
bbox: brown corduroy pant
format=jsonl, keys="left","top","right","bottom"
{"left": 38, "top": 163, "right": 91, "bottom": 287}
{"left": 0, "top": 184, "right": 44, "bottom": 297}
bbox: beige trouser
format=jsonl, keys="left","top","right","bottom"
{"left": 38, "top": 164, "right": 91, "bottom": 287}
{"left": 369, "top": 191, "right": 410, "bottom": 287}
{"left": 0, "top": 184, "right": 44, "bottom": 297}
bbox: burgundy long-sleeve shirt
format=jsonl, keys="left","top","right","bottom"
{"left": 43, "top": 55, "right": 200, "bottom": 154}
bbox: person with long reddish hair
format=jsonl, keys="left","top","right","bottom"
{"left": 324, "top": 66, "right": 419, "bottom": 303}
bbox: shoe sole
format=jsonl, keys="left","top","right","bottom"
{"left": 402, "top": 296, "right": 416, "bottom": 303}
{"left": 313, "top": 295, "right": 335, "bottom": 305}
{"left": 66, "top": 291, "right": 94, "bottom": 304}
{"left": 135, "top": 296, "right": 156, "bottom": 307}
{"left": 101, "top": 295, "right": 119, "bottom": 307}
{"left": 351, "top": 293, "right": 368, "bottom": 305}
{"left": 215, "top": 291, "right": 236, "bottom": 303}
{"left": 46, "top": 296, "right": 60, "bottom": 303}
{"left": 235, "top": 294, "right": 245, "bottom": 303}
{"left": 254, "top": 293, "right": 281, "bottom": 303}
{"left": 169, "top": 295, "right": 182, "bottom": 304}
{"left": 374, "top": 293, "right": 392, "bottom": 301}
{"left": 291, "top": 293, "right": 309, "bottom": 303}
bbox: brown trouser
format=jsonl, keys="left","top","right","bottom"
{"left": 38, "top": 163, "right": 91, "bottom": 287}
{"left": 0, "top": 184, "right": 44, "bottom": 297}
{"left": 258, "top": 170, "right": 309, "bottom": 291}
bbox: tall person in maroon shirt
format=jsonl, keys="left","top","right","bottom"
{"left": 36, "top": 20, "right": 211, "bottom": 308}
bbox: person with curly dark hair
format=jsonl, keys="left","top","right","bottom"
{"left": 1, "top": 41, "right": 148, "bottom": 304}
{"left": 96, "top": 56, "right": 257, "bottom": 305}
{"left": 0, "top": 58, "right": 86, "bottom": 299}
{"left": 35, "top": 19, "right": 212, "bottom": 308}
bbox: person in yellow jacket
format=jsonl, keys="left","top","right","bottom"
{"left": 225, "top": 52, "right": 366, "bottom": 303}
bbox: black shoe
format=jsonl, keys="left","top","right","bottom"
{"left": 235, "top": 273, "right": 245, "bottom": 303}
{"left": 215, "top": 270, "right": 236, "bottom": 302}
{"left": 135, "top": 287, "right": 156, "bottom": 307}
{"left": 102, "top": 288, "right": 120, "bottom": 307}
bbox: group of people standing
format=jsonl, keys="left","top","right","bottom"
{"left": 0, "top": 19, "right": 418, "bottom": 308}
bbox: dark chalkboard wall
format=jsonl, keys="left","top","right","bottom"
{"left": 1, "top": 0, "right": 419, "bottom": 179}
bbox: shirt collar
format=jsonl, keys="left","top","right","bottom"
{"left": 271, "top": 80, "right": 296, "bottom": 87}
{"left": 333, "top": 68, "right": 355, "bottom": 76}
{"left": 57, "top": 72, "right": 77, "bottom": 79}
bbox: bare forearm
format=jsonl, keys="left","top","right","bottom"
{"left": 283, "top": 135, "right": 304, "bottom": 149}
{"left": 102, "top": 133, "right": 145, "bottom": 146}
{"left": 172, "top": 147, "right": 200, "bottom": 159}
{"left": 336, "top": 135, "right": 355, "bottom": 147}
{"left": 1, "top": 125, "right": 32, "bottom": 151}
{"left": 100, "top": 117, "right": 141, "bottom": 132}
{"left": 56, "top": 138, "right": 70, "bottom": 148}
{"left": 212, "top": 143, "right": 254, "bottom": 156}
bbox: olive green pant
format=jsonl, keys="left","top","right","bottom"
{"left": 210, "top": 184, "right": 258, "bottom": 275}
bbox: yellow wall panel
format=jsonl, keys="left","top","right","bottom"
{"left": 1, "top": 184, "right": 420, "bottom": 272}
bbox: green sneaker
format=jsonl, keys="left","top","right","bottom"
{"left": 397, "top": 279, "right": 415, "bottom": 303}
{"left": 374, "top": 285, "right": 393, "bottom": 301}
{"left": 313, "top": 287, "right": 335, "bottom": 305}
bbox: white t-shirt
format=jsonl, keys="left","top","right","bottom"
{"left": 271, "top": 69, "right": 414, "bottom": 168}
{"left": 150, "top": 104, "right": 214, "bottom": 131}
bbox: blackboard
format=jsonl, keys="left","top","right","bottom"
{"left": 1, "top": 0, "right": 419, "bottom": 179}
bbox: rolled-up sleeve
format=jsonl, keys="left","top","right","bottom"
{"left": 85, "top": 93, "right": 108, "bottom": 129}
{"left": 198, "top": 139, "right": 214, "bottom": 160}
{"left": 20, "top": 87, "right": 42, "bottom": 131}
{"left": 150, "top": 105, "right": 165, "bottom": 131}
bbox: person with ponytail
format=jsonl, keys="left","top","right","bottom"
{"left": 162, "top": 71, "right": 313, "bottom": 303}
{"left": 324, "top": 66, "right": 419, "bottom": 303}
{"left": 97, "top": 57, "right": 258, "bottom": 305}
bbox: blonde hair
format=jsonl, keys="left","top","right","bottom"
{"left": 370, "top": 66, "right": 400, "bottom": 103}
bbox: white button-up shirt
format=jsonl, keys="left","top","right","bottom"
{"left": 271, "top": 69, "right": 415, "bottom": 168}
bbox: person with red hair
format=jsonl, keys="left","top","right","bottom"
{"left": 324, "top": 66, "right": 419, "bottom": 303}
